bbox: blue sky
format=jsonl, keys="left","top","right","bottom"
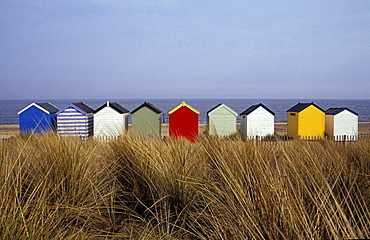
{"left": 1, "top": 0, "right": 369, "bottom": 99}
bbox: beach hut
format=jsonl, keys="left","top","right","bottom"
{"left": 93, "top": 101, "right": 130, "bottom": 139}
{"left": 287, "top": 102, "right": 325, "bottom": 139}
{"left": 56, "top": 102, "right": 94, "bottom": 140}
{"left": 207, "top": 103, "right": 238, "bottom": 137}
{"left": 131, "top": 102, "right": 162, "bottom": 138}
{"left": 240, "top": 103, "right": 275, "bottom": 139}
{"left": 168, "top": 101, "right": 200, "bottom": 143}
{"left": 325, "top": 107, "right": 358, "bottom": 141}
{"left": 18, "top": 102, "right": 59, "bottom": 134}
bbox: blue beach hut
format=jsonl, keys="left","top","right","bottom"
{"left": 18, "top": 102, "right": 59, "bottom": 134}
{"left": 56, "top": 102, "right": 94, "bottom": 140}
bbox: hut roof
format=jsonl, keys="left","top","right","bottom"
{"left": 18, "top": 102, "right": 59, "bottom": 115}
{"left": 240, "top": 103, "right": 275, "bottom": 116}
{"left": 72, "top": 102, "right": 94, "bottom": 114}
{"left": 168, "top": 101, "right": 200, "bottom": 115}
{"left": 131, "top": 101, "right": 162, "bottom": 114}
{"left": 57, "top": 102, "right": 94, "bottom": 115}
{"left": 325, "top": 107, "right": 358, "bottom": 116}
{"left": 94, "top": 101, "right": 129, "bottom": 114}
{"left": 286, "top": 102, "right": 324, "bottom": 113}
{"left": 207, "top": 103, "right": 238, "bottom": 116}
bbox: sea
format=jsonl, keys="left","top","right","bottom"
{"left": 1, "top": 99, "right": 370, "bottom": 125}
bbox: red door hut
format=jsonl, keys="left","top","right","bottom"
{"left": 168, "top": 102, "right": 200, "bottom": 143}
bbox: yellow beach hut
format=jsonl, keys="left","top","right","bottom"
{"left": 286, "top": 102, "right": 325, "bottom": 139}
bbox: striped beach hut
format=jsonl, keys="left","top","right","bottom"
{"left": 56, "top": 102, "right": 94, "bottom": 140}
{"left": 168, "top": 101, "right": 200, "bottom": 143}
{"left": 325, "top": 107, "right": 358, "bottom": 141}
{"left": 240, "top": 103, "right": 275, "bottom": 139}
{"left": 287, "top": 102, "right": 325, "bottom": 139}
{"left": 207, "top": 103, "right": 238, "bottom": 137}
{"left": 94, "top": 101, "right": 130, "bottom": 139}
{"left": 131, "top": 102, "right": 162, "bottom": 138}
{"left": 18, "top": 102, "right": 59, "bottom": 134}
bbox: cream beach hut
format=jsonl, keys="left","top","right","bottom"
{"left": 240, "top": 103, "right": 275, "bottom": 139}
{"left": 93, "top": 101, "right": 129, "bottom": 139}
{"left": 325, "top": 107, "right": 358, "bottom": 141}
{"left": 207, "top": 103, "right": 238, "bottom": 137}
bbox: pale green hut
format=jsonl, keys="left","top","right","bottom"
{"left": 207, "top": 103, "right": 238, "bottom": 137}
{"left": 131, "top": 102, "right": 162, "bottom": 138}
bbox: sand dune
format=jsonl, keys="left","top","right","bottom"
{"left": 2, "top": 122, "right": 369, "bottom": 140}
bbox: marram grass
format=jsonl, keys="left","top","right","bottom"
{"left": 0, "top": 133, "right": 369, "bottom": 239}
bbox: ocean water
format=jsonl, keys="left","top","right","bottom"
{"left": 1, "top": 99, "right": 370, "bottom": 125}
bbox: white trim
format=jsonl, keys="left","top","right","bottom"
{"left": 18, "top": 103, "right": 51, "bottom": 115}
{"left": 208, "top": 103, "right": 238, "bottom": 117}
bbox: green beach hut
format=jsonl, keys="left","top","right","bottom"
{"left": 207, "top": 103, "right": 238, "bottom": 137}
{"left": 131, "top": 102, "right": 162, "bottom": 138}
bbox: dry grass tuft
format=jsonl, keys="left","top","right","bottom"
{"left": 0, "top": 133, "right": 369, "bottom": 239}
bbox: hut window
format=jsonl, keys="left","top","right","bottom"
{"left": 290, "top": 113, "right": 296, "bottom": 116}
{"left": 243, "top": 116, "right": 245, "bottom": 118}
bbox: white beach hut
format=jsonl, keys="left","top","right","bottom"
{"left": 94, "top": 101, "right": 130, "bottom": 139}
{"left": 325, "top": 107, "right": 358, "bottom": 141}
{"left": 240, "top": 103, "right": 275, "bottom": 139}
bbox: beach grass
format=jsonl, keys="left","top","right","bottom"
{"left": 0, "top": 132, "right": 369, "bottom": 239}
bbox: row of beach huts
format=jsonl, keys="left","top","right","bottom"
{"left": 18, "top": 101, "right": 359, "bottom": 142}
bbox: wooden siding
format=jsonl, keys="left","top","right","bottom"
{"left": 326, "top": 110, "right": 358, "bottom": 140}
{"left": 94, "top": 106, "right": 129, "bottom": 138}
{"left": 287, "top": 112, "right": 298, "bottom": 137}
{"left": 325, "top": 115, "right": 335, "bottom": 137}
{"left": 298, "top": 105, "right": 325, "bottom": 137}
{"left": 240, "top": 106, "right": 274, "bottom": 138}
{"left": 208, "top": 104, "right": 237, "bottom": 137}
{"left": 19, "top": 105, "right": 56, "bottom": 134}
{"left": 169, "top": 106, "right": 199, "bottom": 143}
{"left": 131, "top": 107, "right": 161, "bottom": 138}
{"left": 57, "top": 107, "right": 93, "bottom": 139}
{"left": 287, "top": 104, "right": 325, "bottom": 138}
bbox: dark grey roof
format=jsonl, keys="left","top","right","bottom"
{"left": 240, "top": 103, "right": 275, "bottom": 116}
{"left": 72, "top": 102, "right": 94, "bottom": 114}
{"left": 325, "top": 107, "right": 358, "bottom": 116}
{"left": 110, "top": 102, "right": 129, "bottom": 113}
{"left": 94, "top": 101, "right": 129, "bottom": 114}
{"left": 131, "top": 101, "right": 162, "bottom": 114}
{"left": 286, "top": 102, "right": 324, "bottom": 113}
{"left": 35, "top": 102, "right": 59, "bottom": 113}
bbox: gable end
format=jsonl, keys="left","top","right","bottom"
{"left": 240, "top": 103, "right": 275, "bottom": 116}
{"left": 131, "top": 102, "right": 162, "bottom": 114}
{"left": 18, "top": 102, "right": 59, "bottom": 115}
{"left": 287, "top": 102, "right": 324, "bottom": 113}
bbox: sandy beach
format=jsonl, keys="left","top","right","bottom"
{"left": 1, "top": 122, "right": 370, "bottom": 140}
{"left": 0, "top": 124, "right": 19, "bottom": 139}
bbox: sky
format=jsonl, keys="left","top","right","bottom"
{"left": 0, "top": 0, "right": 369, "bottom": 100}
